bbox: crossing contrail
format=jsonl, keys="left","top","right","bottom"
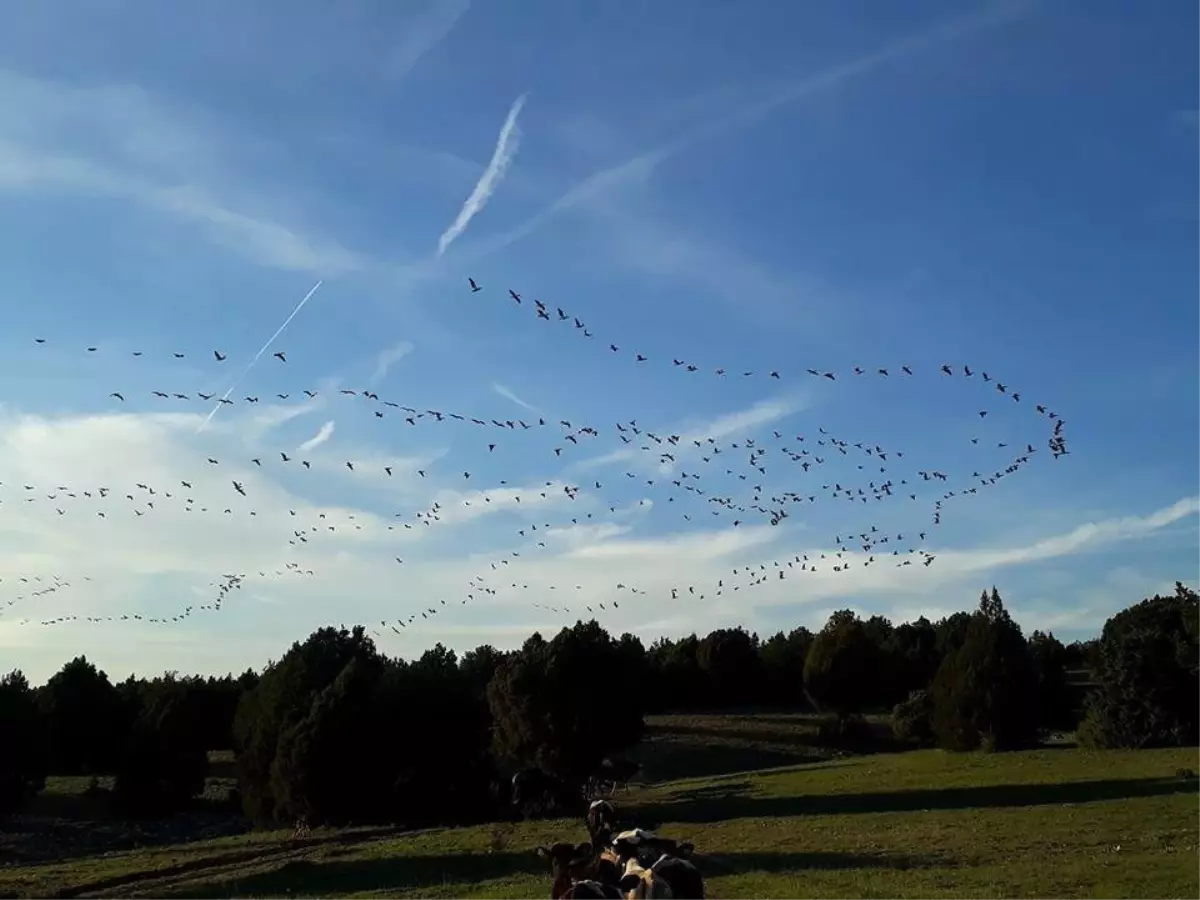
{"left": 196, "top": 280, "right": 323, "bottom": 435}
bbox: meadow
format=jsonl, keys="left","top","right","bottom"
{"left": 0, "top": 713, "right": 1195, "bottom": 899}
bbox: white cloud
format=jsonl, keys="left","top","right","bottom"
{"left": 491, "top": 383, "right": 539, "bottom": 413}
{"left": 370, "top": 342, "right": 414, "bottom": 386}
{"left": 298, "top": 420, "right": 336, "bottom": 453}
{"left": 436, "top": 93, "right": 528, "bottom": 256}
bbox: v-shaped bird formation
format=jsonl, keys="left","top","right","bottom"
{"left": 3, "top": 276, "right": 1070, "bottom": 637}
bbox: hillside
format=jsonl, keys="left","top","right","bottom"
{"left": 1, "top": 737, "right": 1195, "bottom": 899}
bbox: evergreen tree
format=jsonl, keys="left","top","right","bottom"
{"left": 1079, "top": 582, "right": 1199, "bottom": 748}
{"left": 489, "top": 621, "right": 644, "bottom": 780}
{"left": 0, "top": 670, "right": 47, "bottom": 812}
{"left": 930, "top": 588, "right": 1039, "bottom": 751}
{"left": 803, "top": 610, "right": 886, "bottom": 717}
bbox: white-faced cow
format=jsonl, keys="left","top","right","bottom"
{"left": 611, "top": 830, "right": 694, "bottom": 867}
{"left": 537, "top": 841, "right": 623, "bottom": 900}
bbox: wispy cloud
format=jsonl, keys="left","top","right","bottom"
{"left": 382, "top": 0, "right": 472, "bottom": 81}
{"left": 298, "top": 420, "right": 336, "bottom": 453}
{"left": 491, "top": 382, "right": 539, "bottom": 413}
{"left": 436, "top": 93, "right": 528, "bottom": 256}
{"left": 370, "top": 342, "right": 414, "bottom": 386}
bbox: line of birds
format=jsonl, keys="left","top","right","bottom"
{"left": 30, "top": 337, "right": 289, "bottom": 365}
{"left": 9, "top": 286, "right": 1070, "bottom": 635}
{"left": 28, "top": 318, "right": 1067, "bottom": 463}
{"left": 4, "top": 382, "right": 1047, "bottom": 628}
{"left": 466, "top": 277, "right": 1070, "bottom": 459}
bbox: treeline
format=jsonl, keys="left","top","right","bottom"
{"left": 1, "top": 583, "right": 1195, "bottom": 826}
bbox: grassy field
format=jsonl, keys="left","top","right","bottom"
{"left": 0, "top": 716, "right": 1195, "bottom": 898}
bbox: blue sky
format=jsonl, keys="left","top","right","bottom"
{"left": 0, "top": 0, "right": 1195, "bottom": 683}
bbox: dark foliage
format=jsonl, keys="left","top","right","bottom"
{"left": 645, "top": 634, "right": 704, "bottom": 711}
{"left": 759, "top": 627, "right": 813, "bottom": 707}
{"left": 884, "top": 618, "right": 940, "bottom": 704}
{"left": 235, "top": 628, "right": 497, "bottom": 828}
{"left": 489, "top": 621, "right": 645, "bottom": 781}
{"left": 233, "top": 625, "right": 382, "bottom": 824}
{"left": 1027, "top": 631, "right": 1073, "bottom": 731}
{"left": 38, "top": 656, "right": 129, "bottom": 775}
{"left": 930, "top": 589, "right": 1040, "bottom": 752}
{"left": 5, "top": 579, "right": 1191, "bottom": 827}
{"left": 113, "top": 680, "right": 210, "bottom": 817}
{"left": 0, "top": 670, "right": 47, "bottom": 813}
{"left": 1079, "top": 582, "right": 1199, "bottom": 749}
{"left": 696, "top": 627, "right": 761, "bottom": 708}
{"left": 803, "top": 611, "right": 888, "bottom": 717}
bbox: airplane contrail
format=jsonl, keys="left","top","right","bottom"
{"left": 196, "top": 280, "right": 323, "bottom": 435}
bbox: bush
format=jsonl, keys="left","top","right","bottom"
{"left": 930, "top": 589, "right": 1039, "bottom": 752}
{"left": 892, "top": 689, "right": 935, "bottom": 746}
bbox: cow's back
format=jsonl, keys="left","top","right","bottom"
{"left": 652, "top": 855, "right": 704, "bottom": 899}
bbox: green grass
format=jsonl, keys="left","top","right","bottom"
{"left": 1, "top": 729, "right": 1195, "bottom": 899}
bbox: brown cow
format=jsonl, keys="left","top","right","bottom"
{"left": 537, "top": 841, "right": 623, "bottom": 899}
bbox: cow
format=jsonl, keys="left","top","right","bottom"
{"left": 619, "top": 853, "right": 705, "bottom": 899}
{"left": 611, "top": 829, "right": 695, "bottom": 868}
{"left": 537, "top": 841, "right": 623, "bottom": 900}
{"left": 586, "top": 798, "right": 619, "bottom": 850}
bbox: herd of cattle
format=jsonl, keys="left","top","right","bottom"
{"left": 536, "top": 798, "right": 705, "bottom": 899}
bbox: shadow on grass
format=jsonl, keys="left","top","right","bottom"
{"left": 156, "top": 848, "right": 932, "bottom": 899}
{"left": 633, "top": 741, "right": 826, "bottom": 782}
{"left": 640, "top": 776, "right": 1200, "bottom": 823}
{"left": 647, "top": 722, "right": 820, "bottom": 747}
{"left": 166, "top": 850, "right": 546, "bottom": 899}
{"left": 703, "top": 849, "right": 938, "bottom": 874}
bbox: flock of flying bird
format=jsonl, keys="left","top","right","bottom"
{"left": 1, "top": 276, "right": 1070, "bottom": 638}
